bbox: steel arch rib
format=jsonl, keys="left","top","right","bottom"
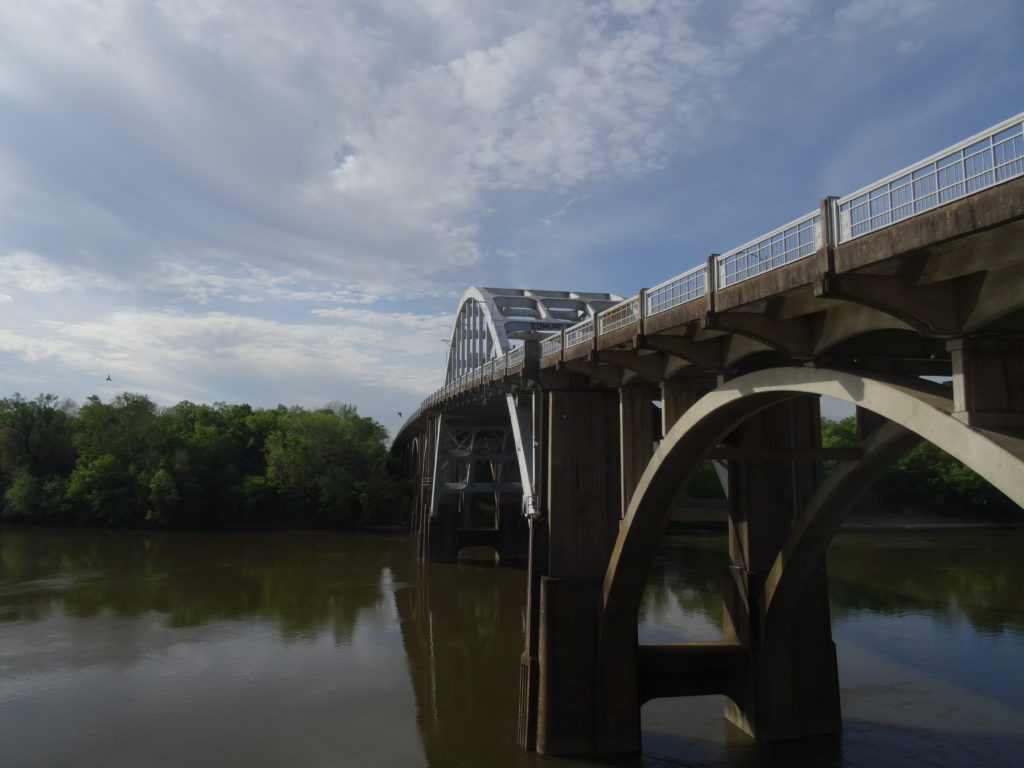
{"left": 444, "top": 287, "right": 507, "bottom": 385}
{"left": 602, "top": 366, "right": 1024, "bottom": 620}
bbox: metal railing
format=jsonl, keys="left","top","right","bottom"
{"left": 716, "top": 212, "right": 821, "bottom": 288}
{"left": 564, "top": 318, "right": 594, "bottom": 348}
{"left": 599, "top": 297, "right": 641, "bottom": 334}
{"left": 540, "top": 336, "right": 562, "bottom": 358}
{"left": 646, "top": 265, "right": 707, "bottom": 316}
{"left": 419, "top": 113, "right": 1024, "bottom": 407}
{"left": 837, "top": 114, "right": 1024, "bottom": 242}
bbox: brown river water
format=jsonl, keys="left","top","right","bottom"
{"left": 1, "top": 526, "right": 1022, "bottom": 767}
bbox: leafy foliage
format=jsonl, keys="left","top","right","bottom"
{"left": 820, "top": 416, "right": 1017, "bottom": 519}
{"left": 0, "top": 393, "right": 406, "bottom": 529}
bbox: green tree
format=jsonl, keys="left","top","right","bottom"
{"left": 66, "top": 453, "right": 141, "bottom": 524}
{"left": 265, "top": 405, "right": 394, "bottom": 525}
{"left": 0, "top": 394, "right": 77, "bottom": 521}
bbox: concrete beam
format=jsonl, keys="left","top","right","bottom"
{"left": 705, "top": 311, "right": 816, "bottom": 359}
{"left": 815, "top": 272, "right": 959, "bottom": 335}
{"left": 636, "top": 333, "right": 725, "bottom": 371}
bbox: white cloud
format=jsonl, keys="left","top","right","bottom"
{"left": 0, "top": 251, "right": 129, "bottom": 293}
{"left": 0, "top": 0, "right": 756, "bottom": 285}
{"left": 728, "top": 0, "right": 816, "bottom": 53}
{"left": 0, "top": 307, "right": 448, "bottom": 402}
{"left": 836, "top": 0, "right": 938, "bottom": 26}
{"left": 0, "top": 249, "right": 423, "bottom": 308}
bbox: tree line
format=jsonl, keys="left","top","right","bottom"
{"left": 0, "top": 393, "right": 408, "bottom": 529}
{"left": 1, "top": 394, "right": 1015, "bottom": 529}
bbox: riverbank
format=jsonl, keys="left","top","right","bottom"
{"left": 669, "top": 506, "right": 1023, "bottom": 534}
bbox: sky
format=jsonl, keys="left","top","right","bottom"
{"left": 1, "top": 0, "right": 1021, "bottom": 437}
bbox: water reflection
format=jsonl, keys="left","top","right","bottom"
{"left": 1, "top": 525, "right": 1022, "bottom": 768}
{"left": 636, "top": 529, "right": 1024, "bottom": 641}
{"left": 828, "top": 530, "right": 1024, "bottom": 636}
{"left": 635, "top": 528, "right": 1024, "bottom": 767}
{"left": 389, "top": 554, "right": 537, "bottom": 768}
{"left": 0, "top": 527, "right": 393, "bottom": 643}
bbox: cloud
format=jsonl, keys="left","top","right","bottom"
{"left": 728, "top": 0, "right": 816, "bottom": 53}
{"left": 836, "top": 0, "right": 938, "bottom": 26}
{"left": 0, "top": 306, "right": 448, "bottom": 404}
{"left": 0, "top": 0, "right": 763, "bottom": 287}
{"left": 0, "top": 251, "right": 130, "bottom": 294}
{"left": 0, "top": 249, "right": 432, "bottom": 309}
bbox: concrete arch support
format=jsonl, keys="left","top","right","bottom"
{"left": 608, "top": 367, "right": 1024, "bottom": 617}
{"left": 596, "top": 366, "right": 1024, "bottom": 750}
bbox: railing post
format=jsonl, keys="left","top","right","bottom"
{"left": 705, "top": 252, "right": 720, "bottom": 316}
{"left": 819, "top": 196, "right": 839, "bottom": 276}
{"left": 523, "top": 339, "right": 540, "bottom": 385}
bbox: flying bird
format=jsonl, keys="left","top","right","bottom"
{"left": 105, "top": 374, "right": 112, "bottom": 382}
{"left": 397, "top": 411, "right": 403, "bottom": 418}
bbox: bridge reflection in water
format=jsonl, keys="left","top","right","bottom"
{"left": 394, "top": 113, "right": 1024, "bottom": 755}
{"left": 389, "top": 531, "right": 1024, "bottom": 768}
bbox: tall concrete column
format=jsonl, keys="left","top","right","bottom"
{"left": 525, "top": 390, "right": 621, "bottom": 755}
{"left": 660, "top": 380, "right": 703, "bottom": 436}
{"left": 496, "top": 494, "right": 528, "bottom": 562}
{"left": 620, "top": 389, "right": 656, "bottom": 518}
{"left": 722, "top": 395, "right": 840, "bottom": 740}
{"left": 415, "top": 416, "right": 439, "bottom": 561}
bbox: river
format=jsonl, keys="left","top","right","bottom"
{"left": 1, "top": 526, "right": 1022, "bottom": 767}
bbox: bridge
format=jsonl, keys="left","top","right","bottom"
{"left": 391, "top": 113, "right": 1024, "bottom": 755}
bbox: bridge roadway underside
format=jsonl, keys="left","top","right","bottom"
{"left": 392, "top": 176, "right": 1024, "bottom": 756}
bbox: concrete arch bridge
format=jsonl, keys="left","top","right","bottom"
{"left": 391, "top": 113, "right": 1024, "bottom": 755}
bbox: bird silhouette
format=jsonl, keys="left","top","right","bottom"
{"left": 105, "top": 374, "right": 112, "bottom": 382}
{"left": 397, "top": 411, "right": 403, "bottom": 418}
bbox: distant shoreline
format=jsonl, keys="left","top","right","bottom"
{"left": 840, "top": 515, "right": 1024, "bottom": 531}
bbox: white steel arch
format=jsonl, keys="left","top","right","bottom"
{"left": 444, "top": 286, "right": 623, "bottom": 384}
